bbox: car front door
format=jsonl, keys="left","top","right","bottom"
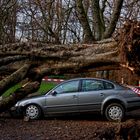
{"left": 44, "top": 80, "right": 80, "bottom": 115}
{"left": 78, "top": 79, "right": 106, "bottom": 112}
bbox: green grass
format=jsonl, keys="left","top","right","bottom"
{"left": 38, "top": 82, "right": 56, "bottom": 94}
{"left": 2, "top": 81, "right": 56, "bottom": 98}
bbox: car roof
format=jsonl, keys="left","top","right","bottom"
{"left": 65, "top": 77, "right": 116, "bottom": 84}
{"left": 63, "top": 78, "right": 123, "bottom": 89}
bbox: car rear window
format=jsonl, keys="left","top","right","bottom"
{"left": 103, "top": 81, "right": 114, "bottom": 89}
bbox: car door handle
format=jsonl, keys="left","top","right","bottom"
{"left": 73, "top": 95, "right": 78, "bottom": 99}
{"left": 100, "top": 93, "right": 104, "bottom": 96}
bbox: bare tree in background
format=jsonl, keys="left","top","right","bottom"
{"left": 15, "top": 0, "right": 140, "bottom": 44}
{"left": 0, "top": 0, "right": 17, "bottom": 44}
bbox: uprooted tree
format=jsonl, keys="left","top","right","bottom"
{"left": 0, "top": 21, "right": 140, "bottom": 113}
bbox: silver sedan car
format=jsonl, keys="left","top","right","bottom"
{"left": 13, "top": 78, "right": 140, "bottom": 121}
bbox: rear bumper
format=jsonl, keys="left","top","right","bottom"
{"left": 127, "top": 106, "right": 140, "bottom": 112}
{"left": 127, "top": 102, "right": 140, "bottom": 112}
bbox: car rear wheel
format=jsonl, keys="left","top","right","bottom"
{"left": 105, "top": 103, "right": 125, "bottom": 121}
{"left": 25, "top": 104, "right": 41, "bottom": 120}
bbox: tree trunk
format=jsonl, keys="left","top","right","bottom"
{"left": 103, "top": 0, "right": 124, "bottom": 39}
{"left": 91, "top": 0, "right": 105, "bottom": 40}
{"left": 76, "top": 0, "right": 94, "bottom": 43}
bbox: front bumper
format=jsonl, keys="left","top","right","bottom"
{"left": 9, "top": 106, "right": 24, "bottom": 117}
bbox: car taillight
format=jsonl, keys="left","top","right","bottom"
{"left": 127, "top": 86, "right": 140, "bottom": 96}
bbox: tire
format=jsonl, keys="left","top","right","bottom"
{"left": 105, "top": 103, "right": 125, "bottom": 121}
{"left": 25, "top": 104, "right": 41, "bottom": 120}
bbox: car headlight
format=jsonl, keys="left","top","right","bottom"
{"left": 15, "top": 102, "right": 20, "bottom": 107}
{"left": 15, "top": 100, "right": 27, "bottom": 107}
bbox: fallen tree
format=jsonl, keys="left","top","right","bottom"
{"left": 0, "top": 21, "right": 140, "bottom": 113}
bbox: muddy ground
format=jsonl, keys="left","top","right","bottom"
{"left": 0, "top": 110, "right": 140, "bottom": 140}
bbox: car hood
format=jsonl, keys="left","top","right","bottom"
{"left": 15, "top": 95, "right": 45, "bottom": 107}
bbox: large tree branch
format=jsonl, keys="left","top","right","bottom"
{"left": 0, "top": 81, "right": 40, "bottom": 113}
{"left": 0, "top": 64, "right": 31, "bottom": 96}
{"left": 0, "top": 56, "right": 28, "bottom": 66}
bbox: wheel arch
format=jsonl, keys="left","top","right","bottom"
{"left": 101, "top": 99, "right": 126, "bottom": 115}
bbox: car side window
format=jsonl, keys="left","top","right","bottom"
{"left": 82, "top": 80, "right": 104, "bottom": 91}
{"left": 104, "top": 81, "right": 114, "bottom": 89}
{"left": 54, "top": 80, "right": 79, "bottom": 94}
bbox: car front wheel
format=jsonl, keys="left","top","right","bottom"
{"left": 105, "top": 103, "right": 125, "bottom": 121}
{"left": 25, "top": 104, "right": 41, "bottom": 120}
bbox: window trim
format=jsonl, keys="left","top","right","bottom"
{"left": 53, "top": 80, "right": 80, "bottom": 94}
{"left": 81, "top": 79, "right": 105, "bottom": 92}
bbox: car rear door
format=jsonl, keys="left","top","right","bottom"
{"left": 78, "top": 79, "right": 107, "bottom": 112}
{"left": 44, "top": 80, "right": 80, "bottom": 115}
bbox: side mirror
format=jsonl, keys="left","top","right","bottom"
{"left": 51, "top": 90, "right": 57, "bottom": 96}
